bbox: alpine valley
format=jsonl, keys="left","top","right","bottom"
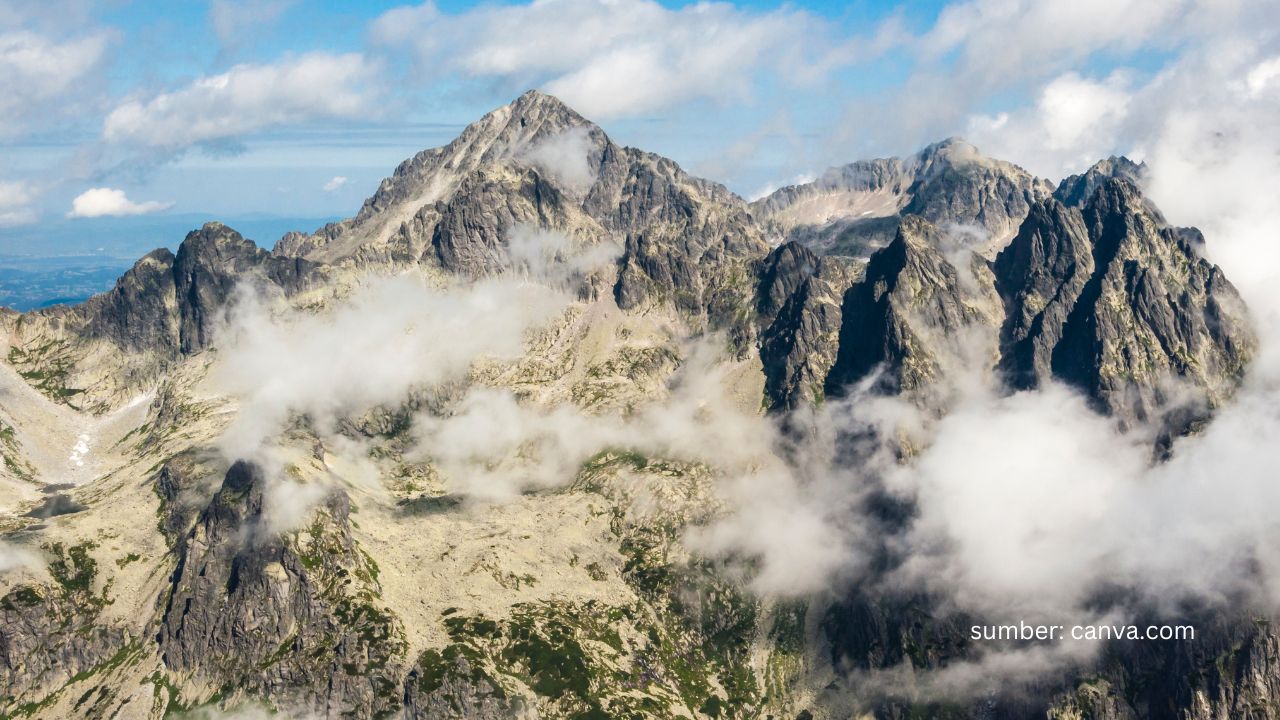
{"left": 0, "top": 91, "right": 1265, "bottom": 720}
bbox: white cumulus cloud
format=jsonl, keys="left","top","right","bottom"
{"left": 102, "top": 52, "right": 380, "bottom": 153}
{"left": 321, "top": 175, "right": 347, "bottom": 192}
{"left": 67, "top": 187, "right": 172, "bottom": 218}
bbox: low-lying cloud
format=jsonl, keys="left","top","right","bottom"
{"left": 517, "top": 127, "right": 596, "bottom": 193}
{"left": 0, "top": 539, "right": 41, "bottom": 574}
{"left": 210, "top": 227, "right": 619, "bottom": 528}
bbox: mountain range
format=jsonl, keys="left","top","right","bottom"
{"left": 0, "top": 90, "right": 1264, "bottom": 720}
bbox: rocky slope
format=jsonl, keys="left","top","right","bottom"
{"left": 752, "top": 138, "right": 1053, "bottom": 258}
{"left": 275, "top": 90, "right": 768, "bottom": 347}
{"left": 994, "top": 178, "right": 1252, "bottom": 436}
{"left": 0, "top": 91, "right": 1266, "bottom": 720}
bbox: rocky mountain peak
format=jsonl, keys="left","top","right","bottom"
{"left": 273, "top": 90, "right": 610, "bottom": 263}
{"left": 994, "top": 176, "right": 1254, "bottom": 435}
{"left": 753, "top": 138, "right": 1053, "bottom": 258}
{"left": 1053, "top": 155, "right": 1147, "bottom": 207}
{"left": 824, "top": 215, "right": 993, "bottom": 400}
{"left": 915, "top": 136, "right": 986, "bottom": 170}
{"left": 506, "top": 88, "right": 592, "bottom": 130}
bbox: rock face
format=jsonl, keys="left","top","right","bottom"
{"left": 171, "top": 223, "right": 314, "bottom": 354}
{"left": 0, "top": 222, "right": 319, "bottom": 410}
{"left": 757, "top": 242, "right": 860, "bottom": 410}
{"left": 1054, "top": 156, "right": 1146, "bottom": 208}
{"left": 824, "top": 215, "right": 997, "bottom": 402}
{"left": 156, "top": 460, "right": 406, "bottom": 717}
{"left": 994, "top": 179, "right": 1254, "bottom": 431}
{"left": 81, "top": 248, "right": 180, "bottom": 354}
{"left": 274, "top": 90, "right": 611, "bottom": 265}
{"left": 84, "top": 222, "right": 316, "bottom": 358}
{"left": 992, "top": 198, "right": 1096, "bottom": 392}
{"left": 429, "top": 169, "right": 576, "bottom": 275}
{"left": 1045, "top": 613, "right": 1280, "bottom": 720}
{"left": 753, "top": 138, "right": 1053, "bottom": 257}
{"left": 606, "top": 147, "right": 767, "bottom": 343}
{"left": 0, "top": 543, "right": 130, "bottom": 714}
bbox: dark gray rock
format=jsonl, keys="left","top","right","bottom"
{"left": 824, "top": 216, "right": 991, "bottom": 400}
{"left": 606, "top": 147, "right": 768, "bottom": 348}
{"left": 157, "top": 461, "right": 406, "bottom": 717}
{"left": 901, "top": 138, "right": 1053, "bottom": 240}
{"left": 0, "top": 543, "right": 129, "bottom": 713}
{"left": 1047, "top": 613, "right": 1280, "bottom": 720}
{"left": 430, "top": 169, "right": 574, "bottom": 275}
{"left": 758, "top": 243, "right": 860, "bottom": 411}
{"left": 757, "top": 241, "right": 823, "bottom": 323}
{"left": 993, "top": 198, "right": 1095, "bottom": 390}
{"left": 1053, "top": 156, "right": 1146, "bottom": 208}
{"left": 173, "top": 222, "right": 315, "bottom": 354}
{"left": 81, "top": 248, "right": 180, "bottom": 354}
{"left": 994, "top": 179, "right": 1255, "bottom": 432}
{"left": 58, "top": 222, "right": 318, "bottom": 361}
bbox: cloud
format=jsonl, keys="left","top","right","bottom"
{"left": 918, "top": 0, "right": 1190, "bottom": 90}
{"left": 0, "top": 179, "right": 36, "bottom": 226}
{"left": 102, "top": 52, "right": 380, "bottom": 153}
{"left": 1246, "top": 56, "right": 1280, "bottom": 98}
{"left": 812, "top": 0, "right": 1277, "bottom": 178}
{"left": 321, "top": 175, "right": 347, "bottom": 192}
{"left": 963, "top": 70, "right": 1134, "bottom": 177}
{"left": 404, "top": 336, "right": 858, "bottom": 595}
{"left": 213, "top": 274, "right": 569, "bottom": 462}
{"left": 209, "top": 228, "right": 619, "bottom": 529}
{"left": 370, "top": 0, "right": 861, "bottom": 118}
{"left": 517, "top": 127, "right": 595, "bottom": 192}
{"left": 208, "top": 0, "right": 295, "bottom": 52}
{"left": 0, "top": 539, "right": 41, "bottom": 574}
{"left": 0, "top": 29, "right": 106, "bottom": 137}
{"left": 67, "top": 187, "right": 172, "bottom": 217}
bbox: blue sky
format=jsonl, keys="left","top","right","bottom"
{"left": 1, "top": 0, "right": 1277, "bottom": 259}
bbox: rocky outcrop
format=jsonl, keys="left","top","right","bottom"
{"left": 1054, "top": 156, "right": 1146, "bottom": 208}
{"left": 900, "top": 138, "right": 1054, "bottom": 243}
{"left": 82, "top": 248, "right": 180, "bottom": 354}
{"left": 824, "top": 215, "right": 996, "bottom": 402}
{"left": 275, "top": 91, "right": 768, "bottom": 344}
{"left": 993, "top": 198, "right": 1096, "bottom": 391}
{"left": 758, "top": 242, "right": 860, "bottom": 410}
{"left": 994, "top": 179, "right": 1254, "bottom": 432}
{"left": 172, "top": 222, "right": 314, "bottom": 354}
{"left": 156, "top": 461, "right": 406, "bottom": 717}
{"left": 275, "top": 90, "right": 611, "bottom": 264}
{"left": 81, "top": 222, "right": 318, "bottom": 358}
{"left": 0, "top": 542, "right": 131, "bottom": 714}
{"left": 430, "top": 168, "right": 578, "bottom": 275}
{"left": 2, "top": 222, "right": 320, "bottom": 409}
{"left": 1048, "top": 614, "right": 1280, "bottom": 720}
{"left": 403, "top": 647, "right": 526, "bottom": 720}
{"left": 757, "top": 241, "right": 822, "bottom": 323}
{"left": 753, "top": 138, "right": 1053, "bottom": 257}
